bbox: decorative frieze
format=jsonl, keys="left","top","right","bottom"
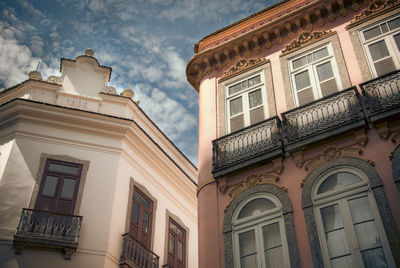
{"left": 223, "top": 58, "right": 266, "bottom": 77}
{"left": 350, "top": 0, "right": 400, "bottom": 25}
{"left": 228, "top": 174, "right": 285, "bottom": 199}
{"left": 281, "top": 30, "right": 333, "bottom": 55}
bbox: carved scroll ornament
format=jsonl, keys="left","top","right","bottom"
{"left": 281, "top": 30, "right": 333, "bottom": 55}
{"left": 352, "top": 0, "right": 400, "bottom": 24}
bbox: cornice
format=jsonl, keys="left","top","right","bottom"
{"left": 186, "top": 0, "right": 366, "bottom": 91}
{"left": 280, "top": 30, "right": 335, "bottom": 55}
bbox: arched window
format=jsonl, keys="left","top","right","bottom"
{"left": 232, "top": 193, "right": 290, "bottom": 268}
{"left": 312, "top": 167, "right": 396, "bottom": 268}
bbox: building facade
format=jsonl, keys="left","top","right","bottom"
{"left": 0, "top": 49, "right": 198, "bottom": 268}
{"left": 186, "top": 0, "right": 400, "bottom": 267}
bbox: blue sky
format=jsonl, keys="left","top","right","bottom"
{"left": 0, "top": 0, "right": 279, "bottom": 166}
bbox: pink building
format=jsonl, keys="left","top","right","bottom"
{"left": 186, "top": 0, "right": 400, "bottom": 267}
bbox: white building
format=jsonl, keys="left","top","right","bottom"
{"left": 0, "top": 48, "right": 198, "bottom": 268}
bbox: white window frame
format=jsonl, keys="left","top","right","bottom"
{"left": 231, "top": 193, "right": 290, "bottom": 268}
{"left": 288, "top": 43, "right": 343, "bottom": 107}
{"left": 312, "top": 167, "right": 396, "bottom": 268}
{"left": 359, "top": 14, "right": 400, "bottom": 77}
{"left": 225, "top": 71, "right": 269, "bottom": 133}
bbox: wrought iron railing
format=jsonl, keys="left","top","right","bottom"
{"left": 212, "top": 116, "right": 282, "bottom": 174}
{"left": 15, "top": 208, "right": 82, "bottom": 243}
{"left": 360, "top": 69, "right": 400, "bottom": 119}
{"left": 120, "top": 233, "right": 159, "bottom": 268}
{"left": 282, "top": 87, "right": 364, "bottom": 145}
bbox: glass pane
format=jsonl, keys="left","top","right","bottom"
{"left": 326, "top": 229, "right": 350, "bottom": 258}
{"left": 318, "top": 172, "right": 361, "bottom": 194}
{"left": 321, "top": 205, "right": 343, "bottom": 231}
{"left": 61, "top": 178, "right": 76, "bottom": 198}
{"left": 363, "top": 26, "right": 381, "bottom": 40}
{"left": 248, "top": 75, "right": 261, "bottom": 87}
{"left": 142, "top": 212, "right": 149, "bottom": 232}
{"left": 394, "top": 34, "right": 400, "bottom": 51}
{"left": 361, "top": 248, "right": 388, "bottom": 268}
{"left": 170, "top": 221, "right": 184, "bottom": 238}
{"left": 229, "top": 83, "right": 242, "bottom": 95}
{"left": 248, "top": 89, "right": 263, "bottom": 108}
{"left": 348, "top": 196, "right": 373, "bottom": 223}
{"left": 354, "top": 221, "right": 381, "bottom": 250}
{"left": 42, "top": 175, "right": 59, "bottom": 196}
{"left": 294, "top": 70, "right": 311, "bottom": 90}
{"left": 169, "top": 234, "right": 175, "bottom": 254}
{"left": 292, "top": 55, "right": 308, "bottom": 69}
{"left": 388, "top": 17, "right": 400, "bottom": 30}
{"left": 238, "top": 198, "right": 276, "bottom": 219}
{"left": 178, "top": 240, "right": 183, "bottom": 261}
{"left": 316, "top": 61, "right": 334, "bottom": 82}
{"left": 239, "top": 230, "right": 256, "bottom": 256}
{"left": 264, "top": 246, "right": 283, "bottom": 268}
{"left": 134, "top": 191, "right": 151, "bottom": 209}
{"left": 307, "top": 54, "right": 313, "bottom": 63}
{"left": 369, "top": 40, "right": 390, "bottom": 61}
{"left": 230, "top": 97, "right": 243, "bottom": 116}
{"left": 263, "top": 222, "right": 281, "bottom": 249}
{"left": 240, "top": 254, "right": 257, "bottom": 268}
{"left": 48, "top": 163, "right": 79, "bottom": 175}
{"left": 313, "top": 47, "right": 329, "bottom": 60}
{"left": 331, "top": 255, "right": 354, "bottom": 268}
{"left": 131, "top": 203, "right": 139, "bottom": 224}
{"left": 242, "top": 81, "right": 248, "bottom": 90}
{"left": 380, "top": 23, "right": 389, "bottom": 33}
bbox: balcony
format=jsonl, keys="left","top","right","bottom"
{"left": 282, "top": 87, "right": 366, "bottom": 153}
{"left": 360, "top": 69, "right": 400, "bottom": 123}
{"left": 120, "top": 233, "right": 160, "bottom": 268}
{"left": 212, "top": 116, "right": 283, "bottom": 178}
{"left": 13, "top": 208, "right": 83, "bottom": 260}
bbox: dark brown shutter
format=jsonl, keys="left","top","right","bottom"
{"left": 375, "top": 57, "right": 396, "bottom": 76}
{"left": 230, "top": 114, "right": 244, "bottom": 132}
{"left": 297, "top": 87, "right": 314, "bottom": 106}
{"left": 320, "top": 78, "right": 338, "bottom": 97}
{"left": 250, "top": 106, "right": 265, "bottom": 125}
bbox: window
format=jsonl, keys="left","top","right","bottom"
{"left": 289, "top": 44, "right": 343, "bottom": 106}
{"left": 129, "top": 187, "right": 153, "bottom": 248}
{"left": 361, "top": 15, "right": 400, "bottom": 77}
{"left": 232, "top": 194, "right": 290, "bottom": 268}
{"left": 34, "top": 159, "right": 83, "bottom": 215}
{"left": 167, "top": 218, "right": 186, "bottom": 268}
{"left": 226, "top": 72, "right": 268, "bottom": 132}
{"left": 313, "top": 168, "right": 396, "bottom": 268}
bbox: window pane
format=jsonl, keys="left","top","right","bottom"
{"left": 229, "top": 83, "right": 242, "bottom": 95}
{"left": 292, "top": 55, "right": 307, "bottom": 69}
{"left": 326, "top": 229, "right": 350, "bottom": 258}
{"left": 178, "top": 241, "right": 183, "bottom": 261}
{"left": 61, "top": 178, "right": 76, "bottom": 198}
{"left": 313, "top": 47, "right": 329, "bottom": 60}
{"left": 230, "top": 97, "right": 243, "bottom": 116}
{"left": 262, "top": 222, "right": 281, "bottom": 249}
{"left": 48, "top": 163, "right": 79, "bottom": 175}
{"left": 134, "top": 191, "right": 151, "bottom": 209}
{"left": 394, "top": 34, "right": 400, "bottom": 51}
{"left": 131, "top": 203, "right": 139, "bottom": 224}
{"left": 248, "top": 89, "right": 262, "bottom": 108}
{"left": 170, "top": 221, "right": 184, "bottom": 238}
{"left": 321, "top": 205, "right": 343, "bottom": 231}
{"left": 248, "top": 75, "right": 261, "bottom": 87}
{"left": 238, "top": 198, "right": 275, "bottom": 219}
{"left": 169, "top": 234, "right": 175, "bottom": 254}
{"left": 264, "top": 246, "right": 284, "bottom": 268}
{"left": 331, "top": 255, "right": 354, "bottom": 268}
{"left": 361, "top": 248, "right": 388, "bottom": 268}
{"left": 369, "top": 40, "right": 390, "bottom": 61}
{"left": 363, "top": 26, "right": 381, "bottom": 40}
{"left": 388, "top": 17, "right": 400, "bottom": 30}
{"left": 348, "top": 196, "right": 373, "bottom": 223}
{"left": 318, "top": 172, "right": 361, "bottom": 194}
{"left": 316, "top": 61, "right": 334, "bottom": 82}
{"left": 42, "top": 175, "right": 59, "bottom": 196}
{"left": 380, "top": 23, "right": 389, "bottom": 33}
{"left": 240, "top": 254, "right": 257, "bottom": 268}
{"left": 294, "top": 70, "right": 311, "bottom": 90}
{"left": 354, "top": 221, "right": 381, "bottom": 250}
{"left": 239, "top": 230, "right": 256, "bottom": 256}
{"left": 142, "top": 212, "right": 149, "bottom": 232}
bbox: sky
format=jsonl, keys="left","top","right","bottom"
{"left": 0, "top": 0, "right": 280, "bottom": 166}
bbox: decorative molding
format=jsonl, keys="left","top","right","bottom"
{"left": 351, "top": 0, "right": 400, "bottom": 25}
{"left": 196, "top": 177, "right": 216, "bottom": 196}
{"left": 218, "top": 177, "right": 228, "bottom": 194}
{"left": 223, "top": 58, "right": 266, "bottom": 78}
{"left": 281, "top": 30, "right": 334, "bottom": 55}
{"left": 46, "top": 76, "right": 63, "bottom": 84}
{"left": 376, "top": 122, "right": 391, "bottom": 139}
{"left": 392, "top": 130, "right": 400, "bottom": 144}
{"left": 102, "top": 85, "right": 117, "bottom": 95}
{"left": 272, "top": 157, "right": 284, "bottom": 174}
{"left": 228, "top": 173, "right": 284, "bottom": 199}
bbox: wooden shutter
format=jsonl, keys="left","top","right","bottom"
{"left": 297, "top": 87, "right": 314, "bottom": 106}
{"left": 320, "top": 78, "right": 338, "bottom": 97}
{"left": 230, "top": 114, "right": 244, "bottom": 132}
{"left": 250, "top": 106, "right": 264, "bottom": 125}
{"left": 374, "top": 57, "right": 396, "bottom": 76}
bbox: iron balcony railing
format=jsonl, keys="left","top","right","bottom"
{"left": 360, "top": 69, "right": 400, "bottom": 121}
{"left": 120, "top": 233, "right": 160, "bottom": 268}
{"left": 282, "top": 87, "right": 365, "bottom": 150}
{"left": 212, "top": 116, "right": 283, "bottom": 177}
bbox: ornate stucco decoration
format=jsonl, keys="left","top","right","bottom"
{"left": 281, "top": 30, "right": 334, "bottom": 55}
{"left": 46, "top": 76, "right": 63, "bottom": 85}
{"left": 374, "top": 120, "right": 400, "bottom": 141}
{"left": 223, "top": 58, "right": 266, "bottom": 78}
{"left": 101, "top": 85, "right": 117, "bottom": 95}
{"left": 228, "top": 174, "right": 286, "bottom": 200}
{"left": 350, "top": 0, "right": 400, "bottom": 26}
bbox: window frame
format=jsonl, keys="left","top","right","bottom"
{"left": 225, "top": 71, "right": 269, "bottom": 133}
{"left": 359, "top": 14, "right": 400, "bottom": 77}
{"left": 167, "top": 217, "right": 186, "bottom": 268}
